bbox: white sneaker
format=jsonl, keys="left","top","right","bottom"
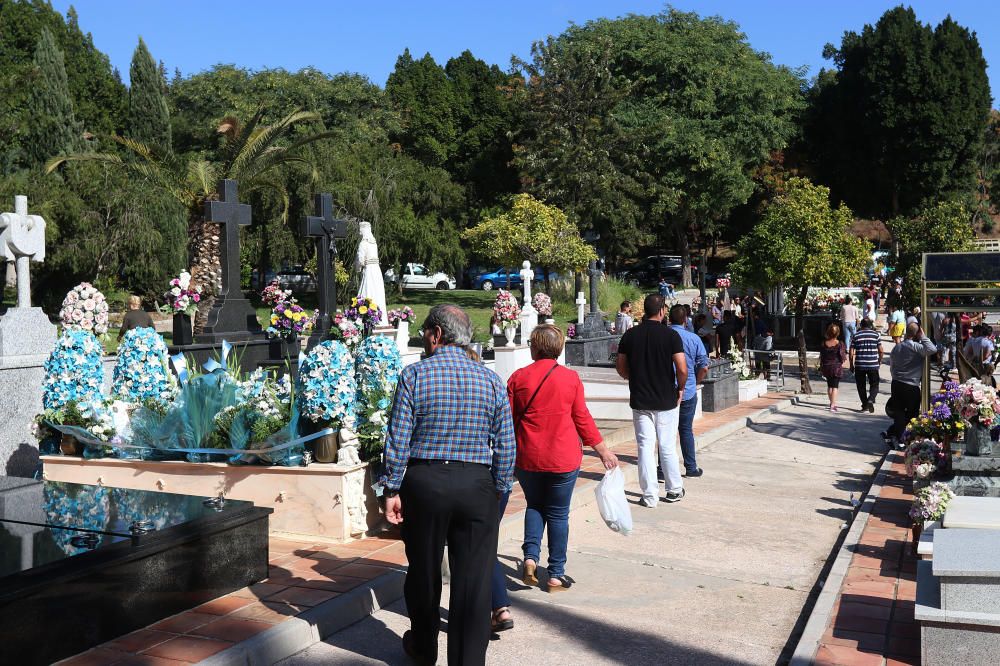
{"left": 640, "top": 496, "right": 657, "bottom": 508}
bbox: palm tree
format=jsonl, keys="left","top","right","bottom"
{"left": 47, "top": 107, "right": 333, "bottom": 330}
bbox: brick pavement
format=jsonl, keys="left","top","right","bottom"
{"left": 815, "top": 451, "right": 920, "bottom": 666}
{"left": 57, "top": 393, "right": 795, "bottom": 664}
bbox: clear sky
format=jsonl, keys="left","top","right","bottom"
{"left": 52, "top": 1, "right": 998, "bottom": 101}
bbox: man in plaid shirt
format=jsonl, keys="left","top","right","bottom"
{"left": 381, "top": 304, "right": 515, "bottom": 666}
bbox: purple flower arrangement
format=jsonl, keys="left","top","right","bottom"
{"left": 909, "top": 482, "right": 954, "bottom": 523}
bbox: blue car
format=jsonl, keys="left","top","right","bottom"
{"left": 473, "top": 267, "right": 558, "bottom": 291}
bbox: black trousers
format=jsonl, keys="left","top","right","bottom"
{"left": 400, "top": 461, "right": 499, "bottom": 666}
{"left": 889, "top": 380, "right": 921, "bottom": 439}
{"left": 855, "top": 368, "right": 880, "bottom": 406}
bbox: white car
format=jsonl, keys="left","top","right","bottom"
{"left": 384, "top": 263, "right": 457, "bottom": 290}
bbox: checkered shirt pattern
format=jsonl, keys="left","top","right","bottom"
{"left": 380, "top": 345, "right": 516, "bottom": 493}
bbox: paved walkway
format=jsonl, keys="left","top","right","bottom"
{"left": 280, "top": 392, "right": 887, "bottom": 665}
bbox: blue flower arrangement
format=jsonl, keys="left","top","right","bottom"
{"left": 42, "top": 330, "right": 105, "bottom": 410}
{"left": 111, "top": 328, "right": 175, "bottom": 404}
{"left": 353, "top": 335, "right": 403, "bottom": 460}
{"left": 297, "top": 340, "right": 356, "bottom": 429}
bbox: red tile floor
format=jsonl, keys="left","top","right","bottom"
{"left": 58, "top": 393, "right": 794, "bottom": 664}
{"left": 815, "top": 450, "right": 920, "bottom": 666}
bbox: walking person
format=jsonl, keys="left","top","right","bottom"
{"left": 669, "top": 304, "right": 709, "bottom": 477}
{"left": 940, "top": 314, "right": 957, "bottom": 374}
{"left": 508, "top": 325, "right": 618, "bottom": 593}
{"left": 889, "top": 305, "right": 906, "bottom": 344}
{"left": 884, "top": 322, "right": 937, "bottom": 446}
{"left": 850, "top": 318, "right": 883, "bottom": 413}
{"left": 840, "top": 296, "right": 859, "bottom": 351}
{"left": 616, "top": 294, "right": 688, "bottom": 508}
{"left": 381, "top": 304, "right": 515, "bottom": 666}
{"left": 614, "top": 300, "right": 634, "bottom": 334}
{"left": 820, "top": 323, "right": 847, "bottom": 412}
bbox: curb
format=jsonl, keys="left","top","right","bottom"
{"left": 198, "top": 395, "right": 801, "bottom": 665}
{"left": 788, "top": 448, "right": 896, "bottom": 665}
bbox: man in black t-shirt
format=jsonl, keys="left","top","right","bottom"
{"left": 616, "top": 294, "right": 688, "bottom": 507}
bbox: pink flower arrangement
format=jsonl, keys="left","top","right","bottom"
{"left": 165, "top": 271, "right": 202, "bottom": 316}
{"left": 60, "top": 283, "right": 110, "bottom": 335}
{"left": 493, "top": 290, "right": 521, "bottom": 326}
{"left": 331, "top": 312, "right": 361, "bottom": 346}
{"left": 909, "top": 482, "right": 954, "bottom": 523}
{"left": 532, "top": 292, "right": 553, "bottom": 316}
{"left": 261, "top": 279, "right": 291, "bottom": 307}
{"left": 956, "top": 378, "right": 1000, "bottom": 428}
{"left": 387, "top": 306, "right": 415, "bottom": 327}
{"left": 715, "top": 276, "right": 731, "bottom": 289}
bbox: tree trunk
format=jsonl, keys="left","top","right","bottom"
{"left": 795, "top": 284, "right": 812, "bottom": 394}
{"left": 542, "top": 266, "right": 551, "bottom": 296}
{"left": 677, "top": 226, "right": 692, "bottom": 288}
{"left": 188, "top": 212, "right": 222, "bottom": 335}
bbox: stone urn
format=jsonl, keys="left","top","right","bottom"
{"left": 503, "top": 325, "right": 517, "bottom": 348}
{"left": 965, "top": 423, "right": 994, "bottom": 457}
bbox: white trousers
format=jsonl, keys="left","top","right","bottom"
{"left": 632, "top": 408, "right": 683, "bottom": 503}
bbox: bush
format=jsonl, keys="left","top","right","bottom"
{"left": 548, "top": 277, "right": 643, "bottom": 323}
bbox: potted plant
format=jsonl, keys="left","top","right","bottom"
{"left": 164, "top": 271, "right": 201, "bottom": 346}
{"left": 493, "top": 290, "right": 521, "bottom": 347}
{"left": 532, "top": 293, "right": 554, "bottom": 324}
{"left": 956, "top": 378, "right": 1000, "bottom": 456}
{"left": 296, "top": 340, "right": 356, "bottom": 463}
{"left": 909, "top": 482, "right": 955, "bottom": 555}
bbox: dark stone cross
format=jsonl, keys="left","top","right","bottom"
{"left": 197, "top": 179, "right": 261, "bottom": 341}
{"left": 301, "top": 193, "right": 347, "bottom": 349}
{"left": 588, "top": 259, "right": 601, "bottom": 314}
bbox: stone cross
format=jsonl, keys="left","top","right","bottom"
{"left": 588, "top": 259, "right": 601, "bottom": 314}
{"left": 301, "top": 193, "right": 347, "bottom": 346}
{"left": 204, "top": 180, "right": 251, "bottom": 299}
{"left": 520, "top": 261, "right": 534, "bottom": 306}
{"left": 0, "top": 195, "right": 45, "bottom": 308}
{"left": 576, "top": 291, "right": 586, "bottom": 327}
{"left": 519, "top": 260, "right": 538, "bottom": 342}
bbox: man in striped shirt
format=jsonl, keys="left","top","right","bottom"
{"left": 850, "top": 317, "right": 884, "bottom": 413}
{"left": 381, "top": 304, "right": 515, "bottom": 666}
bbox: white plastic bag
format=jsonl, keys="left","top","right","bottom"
{"left": 594, "top": 467, "right": 632, "bottom": 535}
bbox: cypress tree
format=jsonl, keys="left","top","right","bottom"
{"left": 24, "top": 28, "right": 82, "bottom": 167}
{"left": 126, "top": 37, "right": 172, "bottom": 153}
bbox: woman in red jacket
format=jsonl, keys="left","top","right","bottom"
{"left": 508, "top": 324, "right": 618, "bottom": 592}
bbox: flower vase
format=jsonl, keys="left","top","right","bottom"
{"left": 59, "top": 434, "right": 83, "bottom": 456}
{"left": 503, "top": 325, "right": 517, "bottom": 348}
{"left": 172, "top": 312, "right": 193, "bottom": 346}
{"left": 269, "top": 334, "right": 297, "bottom": 360}
{"left": 940, "top": 436, "right": 954, "bottom": 475}
{"left": 910, "top": 522, "right": 922, "bottom": 557}
{"left": 965, "top": 423, "right": 993, "bottom": 457}
{"left": 309, "top": 430, "right": 339, "bottom": 464}
{"left": 395, "top": 321, "right": 410, "bottom": 350}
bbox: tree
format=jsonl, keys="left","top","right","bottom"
{"left": 126, "top": 38, "right": 172, "bottom": 153}
{"left": 24, "top": 28, "right": 82, "bottom": 167}
{"left": 463, "top": 193, "right": 597, "bottom": 292}
{"left": 804, "top": 7, "right": 991, "bottom": 219}
{"left": 385, "top": 49, "right": 457, "bottom": 167}
{"left": 886, "top": 201, "right": 976, "bottom": 307}
{"left": 730, "top": 178, "right": 870, "bottom": 394}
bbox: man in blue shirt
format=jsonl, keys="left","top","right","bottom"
{"left": 669, "top": 304, "right": 710, "bottom": 476}
{"left": 381, "top": 304, "right": 515, "bottom": 666}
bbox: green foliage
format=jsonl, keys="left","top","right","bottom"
{"left": 386, "top": 49, "right": 457, "bottom": 167}
{"left": 126, "top": 38, "right": 172, "bottom": 153}
{"left": 24, "top": 27, "right": 83, "bottom": 167}
{"left": 887, "top": 201, "right": 976, "bottom": 306}
{"left": 462, "top": 194, "right": 597, "bottom": 273}
{"left": 805, "top": 7, "right": 991, "bottom": 218}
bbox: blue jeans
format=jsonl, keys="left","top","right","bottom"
{"left": 491, "top": 491, "right": 511, "bottom": 609}
{"left": 516, "top": 468, "right": 580, "bottom": 577}
{"left": 843, "top": 321, "right": 857, "bottom": 352}
{"left": 679, "top": 394, "right": 698, "bottom": 473}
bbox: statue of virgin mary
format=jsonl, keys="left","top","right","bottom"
{"left": 355, "top": 221, "right": 388, "bottom": 326}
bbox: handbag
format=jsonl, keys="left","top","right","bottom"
{"left": 514, "top": 361, "right": 559, "bottom": 430}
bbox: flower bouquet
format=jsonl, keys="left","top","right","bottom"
{"left": 36, "top": 398, "right": 115, "bottom": 457}
{"left": 904, "top": 438, "right": 946, "bottom": 479}
{"left": 205, "top": 370, "right": 299, "bottom": 465}
{"left": 165, "top": 271, "right": 202, "bottom": 316}
{"left": 715, "top": 276, "right": 731, "bottom": 289}
{"left": 297, "top": 340, "right": 356, "bottom": 462}
{"left": 727, "top": 347, "right": 752, "bottom": 380}
{"left": 567, "top": 323, "right": 576, "bottom": 339}
{"left": 956, "top": 378, "right": 1000, "bottom": 455}
{"left": 261, "top": 279, "right": 291, "bottom": 307}
{"left": 346, "top": 296, "right": 383, "bottom": 336}
{"left": 43, "top": 330, "right": 105, "bottom": 411}
{"left": 330, "top": 312, "right": 361, "bottom": 347}
{"left": 354, "top": 336, "right": 403, "bottom": 462}
{"left": 811, "top": 290, "right": 833, "bottom": 311}
{"left": 387, "top": 306, "right": 415, "bottom": 328}
{"left": 532, "top": 293, "right": 553, "bottom": 317}
{"left": 111, "top": 328, "right": 175, "bottom": 404}
{"left": 909, "top": 482, "right": 955, "bottom": 524}
{"left": 60, "top": 283, "right": 110, "bottom": 336}
{"left": 494, "top": 290, "right": 521, "bottom": 347}
{"left": 905, "top": 382, "right": 965, "bottom": 445}
{"left": 267, "top": 300, "right": 315, "bottom": 340}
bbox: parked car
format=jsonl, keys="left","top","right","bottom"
{"left": 472, "top": 267, "right": 559, "bottom": 291}
{"left": 276, "top": 267, "right": 316, "bottom": 293}
{"left": 384, "top": 263, "right": 456, "bottom": 290}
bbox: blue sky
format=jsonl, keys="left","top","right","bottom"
{"left": 53, "top": 1, "right": 998, "bottom": 100}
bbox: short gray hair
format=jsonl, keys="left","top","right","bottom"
{"left": 423, "top": 304, "right": 473, "bottom": 346}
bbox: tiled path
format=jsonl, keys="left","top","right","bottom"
{"left": 815, "top": 450, "right": 920, "bottom": 666}
{"left": 58, "top": 393, "right": 794, "bottom": 665}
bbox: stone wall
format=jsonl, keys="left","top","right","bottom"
{"left": 0, "top": 355, "right": 115, "bottom": 478}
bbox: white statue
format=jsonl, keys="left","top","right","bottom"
{"left": 0, "top": 195, "right": 45, "bottom": 308}
{"left": 355, "top": 221, "right": 388, "bottom": 326}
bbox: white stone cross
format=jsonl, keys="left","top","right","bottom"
{"left": 576, "top": 291, "right": 587, "bottom": 326}
{"left": 0, "top": 195, "right": 46, "bottom": 308}
{"left": 520, "top": 260, "right": 534, "bottom": 306}
{"left": 519, "top": 261, "right": 538, "bottom": 342}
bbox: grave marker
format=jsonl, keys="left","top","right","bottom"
{"left": 301, "top": 193, "right": 347, "bottom": 349}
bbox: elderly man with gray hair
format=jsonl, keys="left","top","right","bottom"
{"left": 885, "top": 321, "right": 936, "bottom": 446}
{"left": 380, "top": 303, "right": 515, "bottom": 666}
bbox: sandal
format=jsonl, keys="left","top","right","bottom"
{"left": 547, "top": 575, "right": 573, "bottom": 593}
{"left": 522, "top": 559, "right": 538, "bottom": 586}
{"left": 491, "top": 607, "right": 514, "bottom": 632}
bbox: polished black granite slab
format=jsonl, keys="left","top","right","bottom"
{"left": 0, "top": 478, "right": 271, "bottom": 665}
